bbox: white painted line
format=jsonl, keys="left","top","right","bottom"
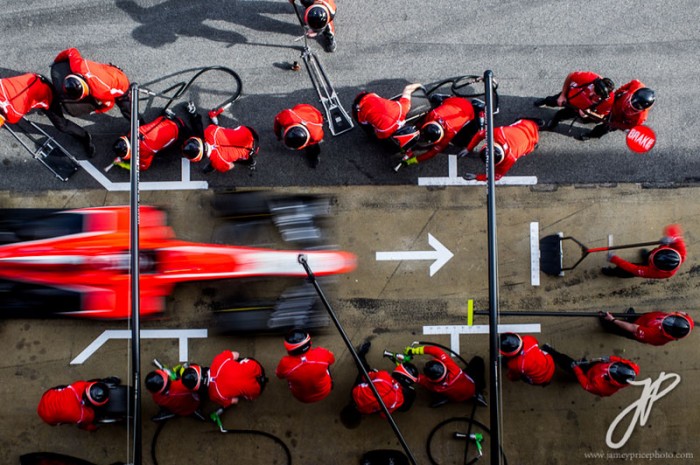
{"left": 448, "top": 154, "right": 458, "bottom": 178}
{"left": 376, "top": 233, "right": 454, "bottom": 276}
{"left": 423, "top": 323, "right": 541, "bottom": 354}
{"left": 608, "top": 234, "right": 614, "bottom": 248}
{"left": 70, "top": 329, "right": 208, "bottom": 365}
{"left": 78, "top": 161, "right": 208, "bottom": 191}
{"left": 418, "top": 176, "right": 538, "bottom": 186}
{"left": 531, "top": 222, "right": 540, "bottom": 286}
{"left": 182, "top": 158, "right": 191, "bottom": 182}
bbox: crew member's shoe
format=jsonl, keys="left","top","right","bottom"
{"left": 575, "top": 133, "right": 592, "bottom": 141}
{"left": 529, "top": 118, "right": 546, "bottom": 129}
{"left": 601, "top": 267, "right": 616, "bottom": 276}
{"left": 152, "top": 409, "right": 176, "bottom": 422}
{"left": 323, "top": 30, "right": 337, "bottom": 53}
{"left": 429, "top": 396, "right": 450, "bottom": 408}
{"left": 357, "top": 341, "right": 371, "bottom": 357}
{"left": 533, "top": 98, "right": 546, "bottom": 107}
{"left": 202, "top": 162, "right": 215, "bottom": 174}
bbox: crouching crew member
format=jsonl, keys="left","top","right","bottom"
{"left": 276, "top": 329, "right": 336, "bottom": 403}
{"left": 38, "top": 380, "right": 110, "bottom": 431}
{"left": 600, "top": 309, "right": 694, "bottom": 346}
{"left": 181, "top": 102, "right": 259, "bottom": 174}
{"left": 274, "top": 104, "right": 324, "bottom": 168}
{"left": 499, "top": 332, "right": 555, "bottom": 386}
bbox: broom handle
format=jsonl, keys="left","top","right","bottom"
{"left": 586, "top": 240, "right": 661, "bottom": 254}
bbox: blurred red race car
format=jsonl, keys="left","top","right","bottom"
{"left": 0, "top": 206, "right": 356, "bottom": 319}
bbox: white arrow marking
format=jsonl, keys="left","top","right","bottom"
{"left": 70, "top": 329, "right": 208, "bottom": 365}
{"left": 376, "top": 233, "right": 454, "bottom": 277}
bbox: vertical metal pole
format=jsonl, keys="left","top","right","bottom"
{"left": 128, "top": 83, "right": 142, "bottom": 465}
{"left": 298, "top": 256, "right": 418, "bottom": 465}
{"left": 483, "top": 70, "right": 502, "bottom": 465}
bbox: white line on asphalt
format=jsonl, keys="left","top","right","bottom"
{"left": 78, "top": 160, "right": 208, "bottom": 191}
{"left": 423, "top": 323, "right": 541, "bottom": 354}
{"left": 531, "top": 222, "right": 540, "bottom": 286}
{"left": 70, "top": 329, "right": 208, "bottom": 365}
{"left": 417, "top": 155, "right": 538, "bottom": 186}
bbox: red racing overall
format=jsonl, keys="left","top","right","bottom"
{"left": 0, "top": 73, "right": 52, "bottom": 124}
{"left": 503, "top": 335, "right": 555, "bottom": 385}
{"left": 417, "top": 346, "right": 476, "bottom": 402}
{"left": 468, "top": 119, "right": 540, "bottom": 180}
{"left": 609, "top": 224, "right": 686, "bottom": 279}
{"left": 633, "top": 312, "right": 694, "bottom": 346}
{"left": 355, "top": 93, "right": 411, "bottom": 139}
{"left": 276, "top": 346, "right": 335, "bottom": 403}
{"left": 608, "top": 80, "right": 651, "bottom": 130}
{"left": 53, "top": 48, "right": 130, "bottom": 114}
{"left": 573, "top": 356, "right": 639, "bottom": 397}
{"left": 37, "top": 381, "right": 97, "bottom": 430}
{"left": 151, "top": 377, "right": 201, "bottom": 416}
{"left": 208, "top": 351, "right": 265, "bottom": 408}
{"left": 204, "top": 124, "right": 258, "bottom": 173}
{"left": 122, "top": 115, "right": 183, "bottom": 170}
{"left": 414, "top": 97, "right": 477, "bottom": 163}
{"left": 352, "top": 371, "right": 404, "bottom": 415}
{"left": 563, "top": 71, "right": 613, "bottom": 116}
{"left": 273, "top": 104, "right": 325, "bottom": 149}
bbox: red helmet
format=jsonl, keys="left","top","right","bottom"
{"left": 182, "top": 137, "right": 205, "bottom": 162}
{"left": 283, "top": 124, "right": 311, "bottom": 150}
{"left": 661, "top": 313, "right": 693, "bottom": 339}
{"left": 284, "top": 329, "right": 312, "bottom": 354}
{"left": 113, "top": 136, "right": 131, "bottom": 160}
{"left": 423, "top": 360, "right": 447, "bottom": 382}
{"left": 419, "top": 121, "right": 445, "bottom": 146}
{"left": 84, "top": 382, "right": 109, "bottom": 407}
{"left": 608, "top": 361, "right": 636, "bottom": 386}
{"left": 182, "top": 364, "right": 206, "bottom": 391}
{"left": 499, "top": 332, "right": 523, "bottom": 357}
{"left": 63, "top": 74, "right": 90, "bottom": 101}
{"left": 650, "top": 248, "right": 682, "bottom": 272}
{"left": 480, "top": 144, "right": 505, "bottom": 165}
{"left": 391, "top": 125, "right": 420, "bottom": 150}
{"left": 393, "top": 362, "right": 419, "bottom": 385}
{"left": 145, "top": 370, "right": 170, "bottom": 395}
{"left": 305, "top": 4, "right": 331, "bottom": 31}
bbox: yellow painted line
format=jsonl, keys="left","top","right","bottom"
{"left": 467, "top": 299, "right": 474, "bottom": 326}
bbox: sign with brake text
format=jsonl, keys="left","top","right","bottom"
{"left": 626, "top": 125, "right": 656, "bottom": 153}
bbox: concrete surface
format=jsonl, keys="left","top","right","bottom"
{"left": 1, "top": 184, "right": 698, "bottom": 464}
{"left": 1, "top": 1, "right": 700, "bottom": 190}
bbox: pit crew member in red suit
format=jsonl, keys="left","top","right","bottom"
{"left": 340, "top": 341, "right": 416, "bottom": 429}
{"left": 400, "top": 96, "right": 481, "bottom": 167}
{"left": 38, "top": 381, "right": 109, "bottom": 431}
{"left": 291, "top": 0, "right": 337, "bottom": 53}
{"left": 600, "top": 309, "right": 694, "bottom": 346}
{"left": 405, "top": 344, "right": 486, "bottom": 407}
{"left": 353, "top": 83, "right": 423, "bottom": 140}
{"left": 578, "top": 80, "right": 655, "bottom": 140}
{"left": 112, "top": 110, "right": 186, "bottom": 171}
{"left": 602, "top": 224, "right": 686, "bottom": 279}
{"left": 499, "top": 333, "right": 555, "bottom": 386}
{"left": 0, "top": 72, "right": 95, "bottom": 155}
{"left": 145, "top": 368, "right": 201, "bottom": 421}
{"left": 52, "top": 48, "right": 132, "bottom": 120}
{"left": 181, "top": 350, "right": 267, "bottom": 427}
{"left": 465, "top": 119, "right": 541, "bottom": 181}
{"left": 274, "top": 104, "right": 324, "bottom": 168}
{"left": 276, "top": 330, "right": 336, "bottom": 403}
{"left": 543, "top": 345, "right": 639, "bottom": 397}
{"left": 181, "top": 102, "right": 259, "bottom": 174}
{"left": 534, "top": 71, "right": 615, "bottom": 129}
